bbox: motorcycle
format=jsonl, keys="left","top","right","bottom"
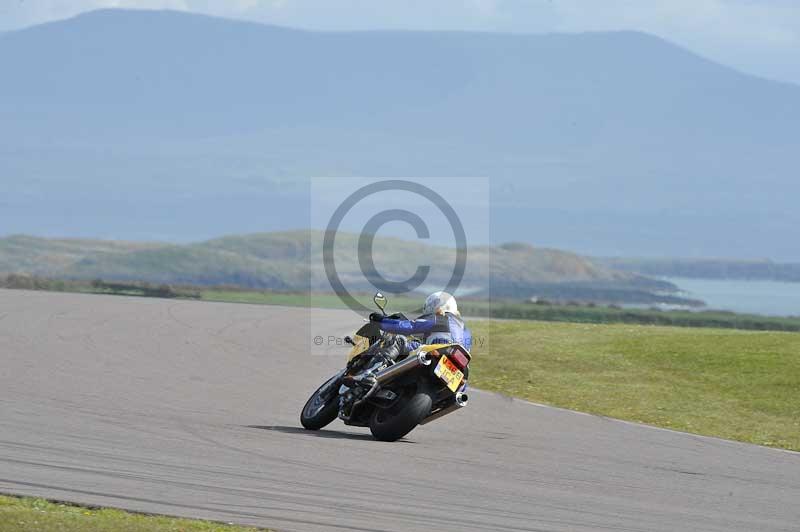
{"left": 300, "top": 292, "right": 470, "bottom": 441}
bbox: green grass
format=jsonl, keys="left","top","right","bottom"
{"left": 0, "top": 495, "right": 266, "bottom": 531}
{"left": 469, "top": 320, "right": 800, "bottom": 451}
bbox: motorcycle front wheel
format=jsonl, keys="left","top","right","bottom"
{"left": 369, "top": 391, "right": 432, "bottom": 442}
{"left": 300, "top": 374, "right": 340, "bottom": 430}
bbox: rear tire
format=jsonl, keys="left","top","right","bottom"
{"left": 300, "top": 375, "right": 340, "bottom": 430}
{"left": 369, "top": 391, "right": 432, "bottom": 442}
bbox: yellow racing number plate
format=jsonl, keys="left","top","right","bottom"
{"left": 433, "top": 355, "right": 464, "bottom": 392}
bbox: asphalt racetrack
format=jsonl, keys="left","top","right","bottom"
{"left": 1, "top": 290, "right": 798, "bottom": 531}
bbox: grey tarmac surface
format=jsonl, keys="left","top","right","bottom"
{"left": 1, "top": 289, "right": 798, "bottom": 532}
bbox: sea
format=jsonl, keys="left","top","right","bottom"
{"left": 663, "top": 277, "right": 800, "bottom": 317}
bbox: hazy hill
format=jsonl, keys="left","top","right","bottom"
{"left": 2, "top": 9, "right": 798, "bottom": 259}
{"left": 0, "top": 231, "right": 689, "bottom": 304}
{"left": 0, "top": 235, "right": 162, "bottom": 276}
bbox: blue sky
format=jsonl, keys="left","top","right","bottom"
{"left": 2, "top": 0, "right": 799, "bottom": 85}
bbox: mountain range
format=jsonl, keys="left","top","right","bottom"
{"left": 2, "top": 9, "right": 798, "bottom": 259}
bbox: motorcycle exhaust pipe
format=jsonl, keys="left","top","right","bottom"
{"left": 374, "top": 351, "right": 432, "bottom": 385}
{"left": 420, "top": 391, "right": 468, "bottom": 425}
{"left": 455, "top": 391, "right": 468, "bottom": 407}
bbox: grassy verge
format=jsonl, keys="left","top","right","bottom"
{"left": 463, "top": 301, "right": 800, "bottom": 332}
{"left": 469, "top": 320, "right": 800, "bottom": 451}
{"left": 0, "top": 495, "right": 266, "bottom": 531}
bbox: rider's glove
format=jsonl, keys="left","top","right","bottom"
{"left": 368, "top": 312, "right": 385, "bottom": 322}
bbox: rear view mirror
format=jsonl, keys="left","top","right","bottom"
{"left": 373, "top": 292, "right": 387, "bottom": 314}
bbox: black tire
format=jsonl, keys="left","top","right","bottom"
{"left": 369, "top": 391, "right": 432, "bottom": 442}
{"left": 300, "top": 375, "right": 340, "bottom": 430}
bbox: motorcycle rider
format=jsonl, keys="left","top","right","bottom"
{"left": 358, "top": 291, "right": 471, "bottom": 379}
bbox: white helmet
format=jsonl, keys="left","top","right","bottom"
{"left": 423, "top": 291, "right": 459, "bottom": 316}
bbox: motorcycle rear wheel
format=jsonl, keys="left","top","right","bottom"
{"left": 369, "top": 391, "right": 432, "bottom": 442}
{"left": 300, "top": 375, "right": 340, "bottom": 430}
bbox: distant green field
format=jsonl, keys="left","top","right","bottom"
{"left": 469, "top": 320, "right": 800, "bottom": 451}
{"left": 199, "top": 289, "right": 800, "bottom": 332}
{"left": 2, "top": 274, "right": 799, "bottom": 331}
{"left": 0, "top": 495, "right": 266, "bottom": 532}
{"left": 4, "top": 273, "right": 799, "bottom": 332}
